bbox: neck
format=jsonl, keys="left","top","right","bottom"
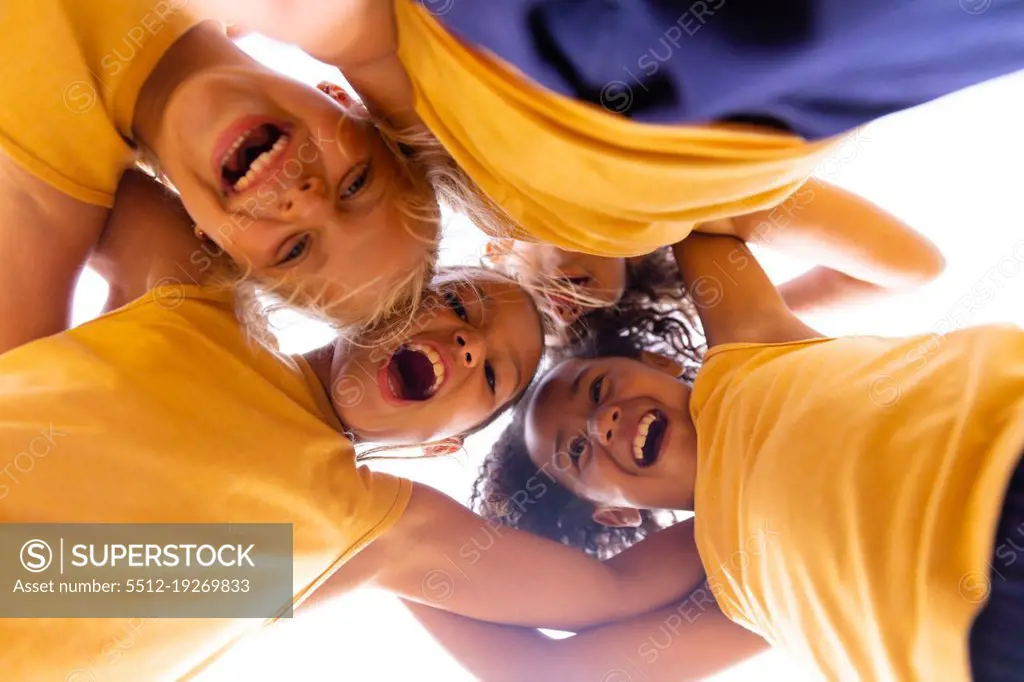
{"left": 133, "top": 21, "right": 251, "bottom": 153}
{"left": 303, "top": 343, "right": 335, "bottom": 395}
{"left": 302, "top": 343, "right": 359, "bottom": 440}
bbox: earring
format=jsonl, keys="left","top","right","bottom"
{"left": 194, "top": 227, "right": 207, "bottom": 241}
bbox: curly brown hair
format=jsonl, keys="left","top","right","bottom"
{"left": 562, "top": 248, "right": 705, "bottom": 380}
{"left": 470, "top": 275, "right": 705, "bottom": 559}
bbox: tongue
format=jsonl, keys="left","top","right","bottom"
{"left": 389, "top": 347, "right": 436, "bottom": 401}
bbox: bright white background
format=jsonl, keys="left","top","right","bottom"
{"left": 71, "top": 38, "right": 1024, "bottom": 682}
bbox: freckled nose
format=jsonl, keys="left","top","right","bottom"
{"left": 588, "top": 406, "right": 621, "bottom": 445}
{"left": 454, "top": 332, "right": 485, "bottom": 368}
{"left": 278, "top": 176, "right": 327, "bottom": 220}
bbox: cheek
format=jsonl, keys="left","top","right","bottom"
{"left": 173, "top": 178, "right": 225, "bottom": 233}
{"left": 580, "top": 459, "right": 630, "bottom": 505}
{"left": 434, "top": 387, "right": 490, "bottom": 438}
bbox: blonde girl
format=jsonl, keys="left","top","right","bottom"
{"left": 0, "top": 171, "right": 698, "bottom": 681}
{"left": 0, "top": 0, "right": 463, "bottom": 354}
{"left": 196, "top": 1, "right": 1023, "bottom": 259}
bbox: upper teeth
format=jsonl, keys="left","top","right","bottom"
{"left": 409, "top": 342, "right": 446, "bottom": 396}
{"left": 632, "top": 412, "right": 659, "bottom": 464}
{"left": 224, "top": 133, "right": 290, "bottom": 193}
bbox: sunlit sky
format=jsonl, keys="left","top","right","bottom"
{"left": 71, "top": 37, "right": 1024, "bottom": 682}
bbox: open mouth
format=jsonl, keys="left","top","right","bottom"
{"left": 383, "top": 343, "right": 447, "bottom": 402}
{"left": 632, "top": 410, "right": 667, "bottom": 468}
{"left": 219, "top": 122, "right": 291, "bottom": 194}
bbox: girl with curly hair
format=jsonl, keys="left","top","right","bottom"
{"left": 402, "top": 233, "right": 1024, "bottom": 682}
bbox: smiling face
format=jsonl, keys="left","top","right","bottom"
{"left": 330, "top": 270, "right": 545, "bottom": 444}
{"left": 156, "top": 68, "right": 438, "bottom": 325}
{"left": 524, "top": 355, "right": 698, "bottom": 513}
{"left": 505, "top": 242, "right": 628, "bottom": 322}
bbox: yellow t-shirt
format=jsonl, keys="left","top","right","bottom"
{"left": 0, "top": 0, "right": 200, "bottom": 206}
{"left": 393, "top": 1, "right": 839, "bottom": 258}
{"left": 690, "top": 328, "right": 1024, "bottom": 681}
{"left": 0, "top": 287, "right": 411, "bottom": 681}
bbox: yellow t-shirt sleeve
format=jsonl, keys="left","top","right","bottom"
{"left": 0, "top": 0, "right": 201, "bottom": 206}
{"left": 0, "top": 286, "right": 411, "bottom": 680}
{"left": 394, "top": 0, "right": 838, "bottom": 258}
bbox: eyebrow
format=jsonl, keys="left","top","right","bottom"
{"left": 570, "top": 365, "right": 587, "bottom": 399}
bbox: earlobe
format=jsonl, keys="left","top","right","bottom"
{"left": 638, "top": 351, "right": 684, "bottom": 378}
{"left": 592, "top": 506, "right": 643, "bottom": 528}
{"left": 423, "top": 437, "right": 463, "bottom": 458}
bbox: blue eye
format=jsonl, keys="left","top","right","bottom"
{"left": 340, "top": 164, "right": 371, "bottom": 200}
{"left": 484, "top": 361, "right": 496, "bottom": 394}
{"left": 445, "top": 292, "right": 468, "bottom": 321}
{"left": 279, "top": 234, "right": 309, "bottom": 265}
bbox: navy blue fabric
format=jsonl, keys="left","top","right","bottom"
{"left": 422, "top": 0, "right": 1024, "bottom": 140}
{"left": 970, "top": 453, "right": 1024, "bottom": 682}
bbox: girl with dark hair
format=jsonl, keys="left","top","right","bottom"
{"left": 402, "top": 233, "right": 1023, "bottom": 681}
{"left": 470, "top": 304, "right": 701, "bottom": 560}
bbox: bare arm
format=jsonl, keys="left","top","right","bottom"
{"left": 698, "top": 178, "right": 945, "bottom": 313}
{"left": 672, "top": 234, "right": 820, "bottom": 347}
{"left": 309, "top": 484, "right": 701, "bottom": 631}
{"left": 0, "top": 152, "right": 109, "bottom": 353}
{"left": 404, "top": 595, "right": 765, "bottom": 682}
{"left": 89, "top": 170, "right": 214, "bottom": 309}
